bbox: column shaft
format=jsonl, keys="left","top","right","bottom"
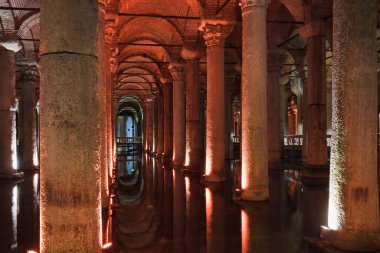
{"left": 40, "top": 0, "right": 102, "bottom": 251}
{"left": 0, "top": 48, "right": 21, "bottom": 177}
{"left": 322, "top": 1, "right": 380, "bottom": 251}
{"left": 185, "top": 59, "right": 201, "bottom": 168}
{"left": 170, "top": 65, "right": 186, "bottom": 166}
{"left": 156, "top": 97, "right": 164, "bottom": 156}
{"left": 163, "top": 83, "right": 173, "bottom": 158}
{"left": 225, "top": 77, "right": 233, "bottom": 160}
{"left": 240, "top": 1, "right": 269, "bottom": 200}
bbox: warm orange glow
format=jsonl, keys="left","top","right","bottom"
{"left": 205, "top": 154, "right": 211, "bottom": 176}
{"left": 27, "top": 250, "right": 38, "bottom": 253}
{"left": 241, "top": 210, "right": 249, "bottom": 253}
{"left": 241, "top": 164, "right": 247, "bottom": 190}
{"left": 102, "top": 242, "right": 112, "bottom": 249}
{"left": 205, "top": 188, "right": 212, "bottom": 221}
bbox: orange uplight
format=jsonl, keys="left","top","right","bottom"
{"left": 241, "top": 210, "right": 248, "bottom": 253}
{"left": 241, "top": 164, "right": 247, "bottom": 190}
{"left": 27, "top": 250, "right": 39, "bottom": 253}
{"left": 102, "top": 242, "right": 112, "bottom": 249}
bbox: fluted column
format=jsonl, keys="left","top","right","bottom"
{"left": 163, "top": 83, "right": 173, "bottom": 159}
{"left": 267, "top": 51, "right": 286, "bottom": 167}
{"left": 169, "top": 64, "right": 186, "bottom": 166}
{"left": 200, "top": 20, "right": 234, "bottom": 182}
{"left": 321, "top": 1, "right": 380, "bottom": 251}
{"left": 40, "top": 0, "right": 102, "bottom": 251}
{"left": 182, "top": 48, "right": 202, "bottom": 169}
{"left": 240, "top": 0, "right": 270, "bottom": 201}
{"left": 0, "top": 44, "right": 23, "bottom": 179}
{"left": 299, "top": 21, "right": 328, "bottom": 170}
{"left": 20, "top": 66, "right": 38, "bottom": 171}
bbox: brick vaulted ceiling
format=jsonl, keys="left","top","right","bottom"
{"left": 1, "top": 0, "right": 377, "bottom": 102}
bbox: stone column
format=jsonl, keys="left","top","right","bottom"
{"left": 182, "top": 48, "right": 201, "bottom": 169}
{"left": 321, "top": 1, "right": 380, "bottom": 251}
{"left": 163, "top": 83, "right": 173, "bottom": 159}
{"left": 149, "top": 101, "right": 155, "bottom": 153}
{"left": 299, "top": 22, "right": 328, "bottom": 171}
{"left": 225, "top": 76, "right": 234, "bottom": 160}
{"left": 240, "top": 0, "right": 270, "bottom": 201}
{"left": 20, "top": 66, "right": 38, "bottom": 171}
{"left": 153, "top": 99, "right": 159, "bottom": 154}
{"left": 169, "top": 64, "right": 186, "bottom": 166}
{"left": 144, "top": 100, "right": 153, "bottom": 152}
{"left": 267, "top": 51, "right": 286, "bottom": 167}
{"left": 0, "top": 44, "right": 23, "bottom": 179}
{"left": 200, "top": 20, "right": 234, "bottom": 182}
{"left": 156, "top": 96, "right": 164, "bottom": 157}
{"left": 40, "top": 0, "right": 102, "bottom": 251}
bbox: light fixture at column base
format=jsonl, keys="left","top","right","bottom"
{"left": 321, "top": 226, "right": 380, "bottom": 252}
{"left": 0, "top": 171, "right": 24, "bottom": 180}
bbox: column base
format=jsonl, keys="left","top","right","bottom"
{"left": 321, "top": 226, "right": 380, "bottom": 252}
{"left": 0, "top": 171, "right": 24, "bottom": 180}
{"left": 183, "top": 165, "right": 203, "bottom": 173}
{"left": 239, "top": 189, "right": 269, "bottom": 202}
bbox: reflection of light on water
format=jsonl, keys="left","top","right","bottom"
{"left": 12, "top": 185, "right": 18, "bottom": 250}
{"left": 241, "top": 210, "right": 248, "bottom": 253}
{"left": 185, "top": 177, "right": 190, "bottom": 204}
{"left": 33, "top": 173, "right": 39, "bottom": 206}
{"left": 11, "top": 114, "right": 17, "bottom": 170}
{"left": 205, "top": 188, "right": 212, "bottom": 225}
{"left": 33, "top": 143, "right": 39, "bottom": 166}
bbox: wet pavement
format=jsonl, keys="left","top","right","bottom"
{"left": 0, "top": 157, "right": 377, "bottom": 253}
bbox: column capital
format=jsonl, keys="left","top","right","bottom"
{"left": 240, "top": 0, "right": 270, "bottom": 10}
{"left": 168, "top": 63, "right": 186, "bottom": 81}
{"left": 20, "top": 65, "right": 39, "bottom": 83}
{"left": 199, "top": 20, "right": 235, "bottom": 47}
{"left": 181, "top": 46, "right": 202, "bottom": 60}
{"left": 298, "top": 21, "right": 324, "bottom": 39}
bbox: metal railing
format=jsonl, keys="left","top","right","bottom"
{"left": 116, "top": 136, "right": 143, "bottom": 144}
{"left": 283, "top": 135, "right": 332, "bottom": 147}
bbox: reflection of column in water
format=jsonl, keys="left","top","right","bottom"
{"left": 185, "top": 175, "right": 205, "bottom": 253}
{"left": 163, "top": 166, "right": 174, "bottom": 240}
{"left": 206, "top": 184, "right": 226, "bottom": 253}
{"left": 156, "top": 159, "right": 165, "bottom": 217}
{"left": 241, "top": 204, "right": 269, "bottom": 253}
{"left": 0, "top": 182, "right": 18, "bottom": 252}
{"left": 18, "top": 174, "right": 39, "bottom": 252}
{"left": 173, "top": 169, "right": 186, "bottom": 253}
{"left": 302, "top": 185, "right": 328, "bottom": 237}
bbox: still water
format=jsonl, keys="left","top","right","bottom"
{"left": 0, "top": 156, "right": 342, "bottom": 253}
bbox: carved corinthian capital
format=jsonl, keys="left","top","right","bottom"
{"left": 199, "top": 20, "right": 235, "bottom": 47}
{"left": 168, "top": 63, "right": 186, "bottom": 81}
{"left": 240, "top": 0, "right": 270, "bottom": 9}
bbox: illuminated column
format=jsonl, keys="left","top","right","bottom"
{"left": 321, "top": 1, "right": 380, "bottom": 251}
{"left": 149, "top": 100, "right": 155, "bottom": 153}
{"left": 144, "top": 99, "right": 153, "bottom": 151}
{"left": 0, "top": 44, "right": 23, "bottom": 178}
{"left": 40, "top": 0, "right": 102, "bottom": 251}
{"left": 182, "top": 48, "right": 201, "bottom": 169}
{"left": 240, "top": 0, "right": 270, "bottom": 200}
{"left": 98, "top": 2, "right": 109, "bottom": 209}
{"left": 267, "top": 51, "right": 286, "bottom": 167}
{"left": 225, "top": 76, "right": 234, "bottom": 160}
{"left": 156, "top": 96, "right": 164, "bottom": 156}
{"left": 163, "top": 83, "right": 173, "bottom": 159}
{"left": 20, "top": 66, "right": 38, "bottom": 170}
{"left": 299, "top": 21, "right": 328, "bottom": 171}
{"left": 169, "top": 64, "right": 186, "bottom": 166}
{"left": 200, "top": 20, "right": 234, "bottom": 182}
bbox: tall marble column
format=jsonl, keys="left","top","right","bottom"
{"left": 40, "top": 0, "right": 102, "bottom": 251}
{"left": 144, "top": 99, "right": 153, "bottom": 152}
{"left": 321, "top": 1, "right": 380, "bottom": 251}
{"left": 0, "top": 44, "right": 23, "bottom": 179}
{"left": 240, "top": 0, "right": 270, "bottom": 200}
{"left": 182, "top": 48, "right": 202, "bottom": 169}
{"left": 299, "top": 22, "right": 328, "bottom": 170}
{"left": 20, "top": 66, "right": 38, "bottom": 171}
{"left": 163, "top": 83, "right": 173, "bottom": 159}
{"left": 156, "top": 96, "right": 164, "bottom": 157}
{"left": 169, "top": 64, "right": 186, "bottom": 166}
{"left": 267, "top": 51, "right": 286, "bottom": 167}
{"left": 200, "top": 20, "right": 234, "bottom": 182}
{"left": 225, "top": 76, "right": 234, "bottom": 160}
